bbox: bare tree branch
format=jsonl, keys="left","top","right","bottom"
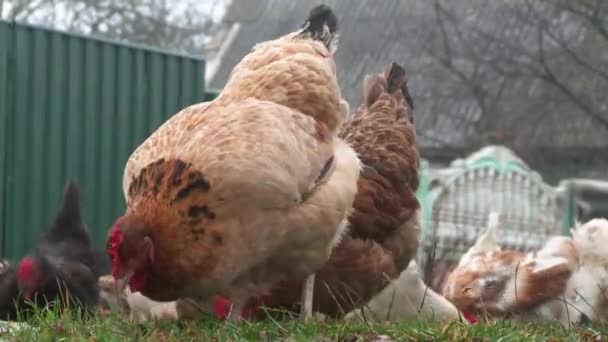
{"left": 422, "top": 0, "right": 608, "bottom": 146}
{"left": 4, "top": 0, "right": 225, "bottom": 56}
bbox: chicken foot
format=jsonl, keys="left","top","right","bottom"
{"left": 227, "top": 302, "right": 246, "bottom": 322}
{"left": 224, "top": 290, "right": 251, "bottom": 323}
{"left": 300, "top": 273, "right": 315, "bottom": 320}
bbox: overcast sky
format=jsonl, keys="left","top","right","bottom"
{"left": 1, "top": 0, "right": 227, "bottom": 27}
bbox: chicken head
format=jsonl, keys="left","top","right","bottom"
{"left": 106, "top": 217, "right": 155, "bottom": 293}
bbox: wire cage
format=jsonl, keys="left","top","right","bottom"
{"left": 416, "top": 145, "right": 573, "bottom": 291}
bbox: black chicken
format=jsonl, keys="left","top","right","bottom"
{"left": 0, "top": 180, "right": 102, "bottom": 320}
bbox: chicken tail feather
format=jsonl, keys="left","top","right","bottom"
{"left": 386, "top": 62, "right": 406, "bottom": 94}
{"left": 49, "top": 179, "right": 84, "bottom": 236}
{"left": 385, "top": 62, "right": 414, "bottom": 111}
{"left": 299, "top": 5, "right": 338, "bottom": 52}
{"left": 362, "top": 61, "right": 414, "bottom": 122}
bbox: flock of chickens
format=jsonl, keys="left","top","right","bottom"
{"left": 0, "top": 5, "right": 607, "bottom": 330}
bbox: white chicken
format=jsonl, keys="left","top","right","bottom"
{"left": 442, "top": 213, "right": 608, "bottom": 326}
{"left": 551, "top": 218, "right": 608, "bottom": 325}
{"left": 344, "top": 260, "right": 470, "bottom": 323}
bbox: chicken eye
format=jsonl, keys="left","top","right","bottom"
{"left": 480, "top": 277, "right": 497, "bottom": 288}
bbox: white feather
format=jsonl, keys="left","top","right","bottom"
{"left": 344, "top": 261, "right": 461, "bottom": 322}
{"left": 459, "top": 211, "right": 501, "bottom": 266}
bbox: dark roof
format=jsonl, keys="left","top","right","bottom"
{"left": 209, "top": 0, "right": 608, "bottom": 154}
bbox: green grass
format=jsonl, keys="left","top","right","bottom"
{"left": 2, "top": 309, "right": 608, "bottom": 342}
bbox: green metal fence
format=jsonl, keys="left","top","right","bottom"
{"left": 0, "top": 20, "right": 214, "bottom": 260}
{"left": 415, "top": 146, "right": 576, "bottom": 289}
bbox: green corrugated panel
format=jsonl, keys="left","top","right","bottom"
{"left": 0, "top": 22, "right": 12, "bottom": 257}
{"left": 0, "top": 20, "right": 207, "bottom": 260}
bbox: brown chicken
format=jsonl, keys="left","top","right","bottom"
{"left": 258, "top": 62, "right": 421, "bottom": 317}
{"left": 106, "top": 5, "right": 360, "bottom": 321}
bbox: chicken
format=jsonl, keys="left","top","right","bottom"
{"left": 444, "top": 217, "right": 608, "bottom": 326}
{"left": 106, "top": 4, "right": 360, "bottom": 321}
{"left": 548, "top": 218, "right": 608, "bottom": 325}
{"left": 344, "top": 260, "right": 474, "bottom": 323}
{"left": 257, "top": 62, "right": 421, "bottom": 317}
{"left": 442, "top": 212, "right": 579, "bottom": 321}
{"left": 0, "top": 181, "right": 100, "bottom": 320}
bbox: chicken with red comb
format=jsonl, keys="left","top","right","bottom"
{"left": 106, "top": 4, "right": 359, "bottom": 321}
{"left": 0, "top": 180, "right": 101, "bottom": 320}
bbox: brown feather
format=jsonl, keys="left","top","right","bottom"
{"left": 123, "top": 159, "right": 223, "bottom": 301}
{"left": 261, "top": 62, "right": 420, "bottom": 316}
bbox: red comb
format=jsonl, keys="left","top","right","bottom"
{"left": 16, "top": 256, "right": 36, "bottom": 285}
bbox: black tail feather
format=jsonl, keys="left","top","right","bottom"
{"left": 386, "top": 62, "right": 406, "bottom": 94}
{"left": 42, "top": 179, "right": 90, "bottom": 249}
{"left": 386, "top": 61, "right": 415, "bottom": 111}
{"left": 300, "top": 5, "right": 338, "bottom": 50}
{"left": 50, "top": 179, "right": 83, "bottom": 233}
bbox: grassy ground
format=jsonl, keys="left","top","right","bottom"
{"left": 2, "top": 309, "right": 608, "bottom": 342}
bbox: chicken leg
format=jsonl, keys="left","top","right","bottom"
{"left": 300, "top": 273, "right": 316, "bottom": 320}
{"left": 227, "top": 302, "right": 245, "bottom": 322}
